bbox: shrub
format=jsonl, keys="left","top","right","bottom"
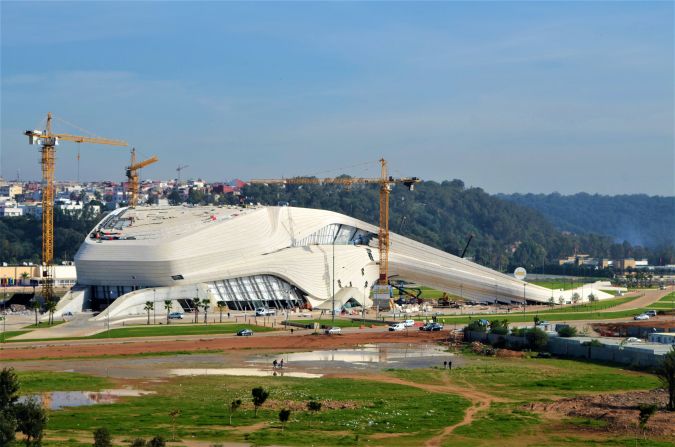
{"left": 93, "top": 427, "right": 112, "bottom": 447}
{"left": 148, "top": 436, "right": 166, "bottom": 447}
{"left": 656, "top": 347, "right": 675, "bottom": 411}
{"left": 252, "top": 387, "right": 270, "bottom": 417}
{"left": 525, "top": 327, "right": 549, "bottom": 351}
{"left": 489, "top": 319, "right": 509, "bottom": 335}
{"left": 557, "top": 326, "right": 577, "bottom": 337}
{"left": 129, "top": 439, "right": 146, "bottom": 447}
{"left": 467, "top": 320, "right": 487, "bottom": 332}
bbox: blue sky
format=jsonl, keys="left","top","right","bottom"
{"left": 1, "top": 1, "right": 673, "bottom": 195}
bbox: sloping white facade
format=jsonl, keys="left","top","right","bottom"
{"left": 60, "top": 205, "right": 615, "bottom": 320}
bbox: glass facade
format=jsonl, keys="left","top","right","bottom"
{"left": 293, "top": 223, "right": 373, "bottom": 247}
{"left": 207, "top": 275, "right": 305, "bottom": 311}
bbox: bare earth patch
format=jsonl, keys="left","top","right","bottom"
{"left": 527, "top": 389, "right": 674, "bottom": 437}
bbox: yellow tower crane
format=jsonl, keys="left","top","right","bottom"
{"left": 25, "top": 112, "right": 127, "bottom": 310}
{"left": 250, "top": 158, "right": 420, "bottom": 286}
{"left": 126, "top": 148, "right": 159, "bottom": 207}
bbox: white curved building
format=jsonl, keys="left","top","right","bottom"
{"left": 53, "top": 205, "right": 616, "bottom": 320}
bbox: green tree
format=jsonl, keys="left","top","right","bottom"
{"left": 251, "top": 387, "right": 270, "bottom": 417}
{"left": 229, "top": 399, "right": 242, "bottom": 425}
{"left": 637, "top": 403, "right": 657, "bottom": 438}
{"left": 167, "top": 189, "right": 182, "bottom": 206}
{"left": 164, "top": 300, "right": 173, "bottom": 325}
{"left": 0, "top": 409, "right": 17, "bottom": 446}
{"left": 278, "top": 408, "right": 291, "bottom": 432}
{"left": 144, "top": 301, "right": 154, "bottom": 325}
{"left": 0, "top": 368, "right": 20, "bottom": 411}
{"left": 489, "top": 319, "right": 509, "bottom": 335}
{"left": 14, "top": 398, "right": 47, "bottom": 446}
{"left": 656, "top": 347, "right": 675, "bottom": 411}
{"left": 557, "top": 326, "right": 577, "bottom": 337}
{"left": 93, "top": 427, "right": 112, "bottom": 447}
{"left": 306, "top": 400, "right": 322, "bottom": 428}
{"left": 526, "top": 327, "right": 549, "bottom": 351}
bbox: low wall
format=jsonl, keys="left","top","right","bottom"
{"left": 465, "top": 331, "right": 664, "bottom": 367}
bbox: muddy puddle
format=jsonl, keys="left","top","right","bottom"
{"left": 170, "top": 368, "right": 323, "bottom": 378}
{"left": 20, "top": 389, "right": 154, "bottom": 410}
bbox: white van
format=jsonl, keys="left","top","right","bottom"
{"left": 255, "top": 308, "right": 276, "bottom": 316}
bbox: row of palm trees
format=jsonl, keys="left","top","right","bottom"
{"left": 143, "top": 298, "right": 229, "bottom": 325}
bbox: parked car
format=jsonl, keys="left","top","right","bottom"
{"left": 645, "top": 310, "right": 658, "bottom": 317}
{"left": 237, "top": 329, "right": 253, "bottom": 336}
{"left": 420, "top": 322, "right": 444, "bottom": 332}
{"left": 625, "top": 337, "right": 642, "bottom": 343}
{"left": 389, "top": 322, "right": 406, "bottom": 331}
{"left": 634, "top": 314, "right": 650, "bottom": 321}
{"left": 255, "top": 308, "right": 276, "bottom": 316}
{"left": 325, "top": 327, "right": 341, "bottom": 335}
{"left": 168, "top": 312, "right": 184, "bottom": 319}
{"left": 403, "top": 319, "right": 416, "bottom": 327}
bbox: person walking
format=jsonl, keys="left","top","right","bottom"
{"left": 273, "top": 359, "right": 278, "bottom": 369}
{"left": 279, "top": 359, "right": 284, "bottom": 369}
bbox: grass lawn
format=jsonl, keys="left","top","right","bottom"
{"left": 23, "top": 320, "right": 66, "bottom": 329}
{"left": 1, "top": 330, "right": 30, "bottom": 341}
{"left": 430, "top": 308, "right": 649, "bottom": 326}
{"left": 17, "top": 371, "right": 113, "bottom": 394}
{"left": 528, "top": 280, "right": 594, "bottom": 290}
{"left": 288, "top": 319, "right": 378, "bottom": 328}
{"left": 8, "top": 323, "right": 276, "bottom": 343}
{"left": 8, "top": 350, "right": 665, "bottom": 447}
{"left": 42, "top": 374, "right": 469, "bottom": 446}
{"left": 87, "top": 323, "right": 276, "bottom": 339}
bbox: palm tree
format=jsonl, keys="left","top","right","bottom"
{"left": 31, "top": 299, "right": 40, "bottom": 326}
{"left": 45, "top": 299, "right": 57, "bottom": 325}
{"left": 164, "top": 300, "right": 173, "bottom": 325}
{"left": 202, "top": 298, "right": 210, "bottom": 324}
{"left": 217, "top": 301, "right": 227, "bottom": 323}
{"left": 144, "top": 301, "right": 154, "bottom": 325}
{"left": 192, "top": 297, "right": 200, "bottom": 323}
{"left": 20, "top": 271, "right": 30, "bottom": 286}
{"left": 168, "top": 408, "right": 181, "bottom": 441}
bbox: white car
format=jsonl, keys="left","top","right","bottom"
{"left": 388, "top": 322, "right": 406, "bottom": 331}
{"left": 625, "top": 337, "right": 642, "bottom": 343}
{"left": 255, "top": 308, "right": 276, "bottom": 316}
{"left": 325, "top": 327, "right": 341, "bottom": 335}
{"left": 634, "top": 314, "right": 650, "bottom": 321}
{"left": 403, "top": 319, "right": 415, "bottom": 327}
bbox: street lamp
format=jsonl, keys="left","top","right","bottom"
{"left": 107, "top": 289, "right": 112, "bottom": 337}
{"left": 332, "top": 232, "right": 336, "bottom": 323}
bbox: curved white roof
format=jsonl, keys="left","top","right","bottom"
{"left": 75, "top": 205, "right": 612, "bottom": 309}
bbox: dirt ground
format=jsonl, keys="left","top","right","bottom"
{"left": 0, "top": 330, "right": 449, "bottom": 361}
{"left": 528, "top": 389, "right": 674, "bottom": 437}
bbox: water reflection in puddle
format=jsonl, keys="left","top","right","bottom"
{"left": 170, "top": 368, "right": 322, "bottom": 378}
{"left": 21, "top": 389, "right": 153, "bottom": 410}
{"left": 251, "top": 343, "right": 452, "bottom": 368}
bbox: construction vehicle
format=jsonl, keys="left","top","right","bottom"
{"left": 250, "top": 158, "right": 420, "bottom": 288}
{"left": 24, "top": 113, "right": 127, "bottom": 309}
{"left": 126, "top": 148, "right": 158, "bottom": 207}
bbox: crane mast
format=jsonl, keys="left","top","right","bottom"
{"left": 25, "top": 112, "right": 127, "bottom": 313}
{"left": 126, "top": 148, "right": 159, "bottom": 207}
{"left": 250, "top": 158, "right": 419, "bottom": 286}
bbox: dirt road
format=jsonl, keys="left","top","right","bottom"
{"left": 0, "top": 330, "right": 448, "bottom": 361}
